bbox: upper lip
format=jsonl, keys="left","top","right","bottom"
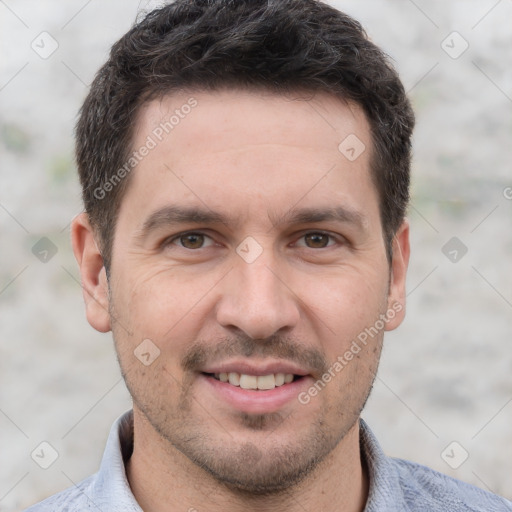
{"left": 201, "top": 360, "right": 311, "bottom": 377}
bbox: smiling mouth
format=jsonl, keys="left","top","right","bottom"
{"left": 203, "top": 372, "right": 304, "bottom": 390}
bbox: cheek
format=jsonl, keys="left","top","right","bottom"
{"left": 300, "top": 264, "right": 389, "bottom": 340}
{"left": 115, "top": 265, "right": 217, "bottom": 348}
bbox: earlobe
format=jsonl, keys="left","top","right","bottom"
{"left": 385, "top": 219, "right": 410, "bottom": 331}
{"left": 71, "top": 213, "right": 111, "bottom": 333}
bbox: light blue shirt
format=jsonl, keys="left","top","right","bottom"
{"left": 25, "top": 410, "right": 512, "bottom": 511}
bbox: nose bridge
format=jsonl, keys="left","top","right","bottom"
{"left": 240, "top": 257, "right": 282, "bottom": 308}
{"left": 216, "top": 243, "right": 300, "bottom": 339}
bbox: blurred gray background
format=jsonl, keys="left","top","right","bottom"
{"left": 1, "top": 0, "right": 511, "bottom": 510}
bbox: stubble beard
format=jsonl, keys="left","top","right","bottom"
{"left": 108, "top": 285, "right": 384, "bottom": 496}
{"left": 115, "top": 339, "right": 380, "bottom": 496}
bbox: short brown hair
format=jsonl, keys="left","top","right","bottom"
{"left": 76, "top": 0, "right": 415, "bottom": 272}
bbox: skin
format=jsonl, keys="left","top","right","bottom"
{"left": 72, "top": 88, "right": 410, "bottom": 512}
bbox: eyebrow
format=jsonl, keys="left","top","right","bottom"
{"left": 135, "top": 206, "right": 227, "bottom": 241}
{"left": 269, "top": 206, "right": 367, "bottom": 231}
{"left": 135, "top": 204, "right": 367, "bottom": 241}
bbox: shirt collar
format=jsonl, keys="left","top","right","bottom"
{"left": 359, "top": 418, "right": 408, "bottom": 511}
{"left": 91, "top": 410, "right": 141, "bottom": 511}
{"left": 95, "top": 411, "right": 405, "bottom": 511}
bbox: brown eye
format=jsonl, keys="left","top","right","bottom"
{"left": 177, "top": 233, "right": 206, "bottom": 249}
{"left": 303, "top": 232, "right": 331, "bottom": 248}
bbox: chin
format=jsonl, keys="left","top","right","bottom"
{"left": 192, "top": 441, "right": 323, "bottom": 496}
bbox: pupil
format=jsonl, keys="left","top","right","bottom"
{"left": 182, "top": 234, "right": 203, "bottom": 249}
{"left": 306, "top": 233, "right": 328, "bottom": 248}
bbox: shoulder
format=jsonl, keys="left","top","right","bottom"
{"left": 390, "top": 457, "right": 512, "bottom": 511}
{"left": 24, "top": 411, "right": 138, "bottom": 512}
{"left": 360, "top": 419, "right": 511, "bottom": 511}
{"left": 23, "top": 475, "right": 95, "bottom": 512}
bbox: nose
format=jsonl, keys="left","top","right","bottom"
{"left": 215, "top": 251, "right": 301, "bottom": 340}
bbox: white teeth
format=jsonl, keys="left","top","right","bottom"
{"left": 213, "top": 372, "right": 296, "bottom": 390}
{"left": 256, "top": 374, "right": 275, "bottom": 390}
{"left": 274, "top": 373, "right": 285, "bottom": 386}
{"left": 239, "top": 374, "right": 258, "bottom": 390}
{"left": 228, "top": 372, "right": 240, "bottom": 386}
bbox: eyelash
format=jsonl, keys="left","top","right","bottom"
{"left": 164, "top": 231, "right": 342, "bottom": 250}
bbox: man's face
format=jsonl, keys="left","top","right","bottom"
{"left": 81, "top": 89, "right": 408, "bottom": 492}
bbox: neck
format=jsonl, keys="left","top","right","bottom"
{"left": 126, "top": 411, "right": 369, "bottom": 512}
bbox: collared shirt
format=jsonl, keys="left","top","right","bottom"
{"left": 25, "top": 410, "right": 512, "bottom": 511}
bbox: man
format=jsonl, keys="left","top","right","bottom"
{"left": 26, "top": 0, "right": 511, "bottom": 510}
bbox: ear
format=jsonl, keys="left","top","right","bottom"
{"left": 71, "top": 213, "right": 111, "bottom": 333}
{"left": 385, "top": 219, "right": 410, "bottom": 331}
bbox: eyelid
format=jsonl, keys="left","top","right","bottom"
{"left": 161, "top": 229, "right": 344, "bottom": 250}
{"left": 164, "top": 230, "right": 216, "bottom": 249}
{"left": 292, "top": 230, "right": 343, "bottom": 248}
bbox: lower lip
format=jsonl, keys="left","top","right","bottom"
{"left": 199, "top": 373, "right": 313, "bottom": 414}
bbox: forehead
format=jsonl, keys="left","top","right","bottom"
{"left": 135, "top": 88, "right": 370, "bottom": 158}
{"left": 119, "top": 88, "right": 378, "bottom": 232}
